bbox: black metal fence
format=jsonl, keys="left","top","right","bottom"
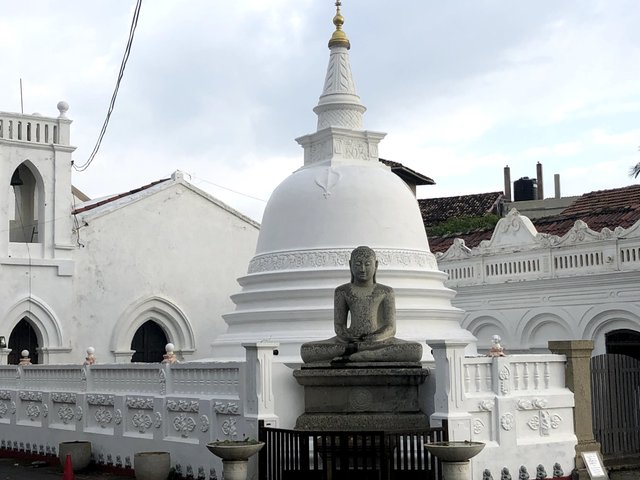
{"left": 258, "top": 422, "right": 447, "bottom": 480}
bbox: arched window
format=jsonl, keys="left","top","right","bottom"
{"left": 130, "top": 320, "right": 168, "bottom": 363}
{"left": 9, "top": 163, "right": 42, "bottom": 243}
{"left": 8, "top": 318, "right": 40, "bottom": 365}
{"left": 605, "top": 329, "right": 640, "bottom": 361}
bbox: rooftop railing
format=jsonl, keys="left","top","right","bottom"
{"left": 0, "top": 102, "right": 71, "bottom": 146}
{"left": 436, "top": 211, "right": 640, "bottom": 288}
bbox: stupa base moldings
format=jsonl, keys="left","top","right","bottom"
{"left": 293, "top": 364, "right": 430, "bottom": 431}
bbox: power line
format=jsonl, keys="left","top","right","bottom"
{"left": 73, "top": 0, "right": 143, "bottom": 172}
{"left": 189, "top": 174, "right": 268, "bottom": 203}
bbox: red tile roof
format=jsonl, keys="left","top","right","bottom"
{"left": 429, "top": 229, "right": 494, "bottom": 253}
{"left": 419, "top": 192, "right": 504, "bottom": 228}
{"left": 428, "top": 185, "right": 640, "bottom": 253}
{"left": 73, "top": 178, "right": 170, "bottom": 214}
{"left": 560, "top": 184, "right": 640, "bottom": 216}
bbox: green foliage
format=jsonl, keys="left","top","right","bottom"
{"left": 211, "top": 437, "right": 260, "bottom": 445}
{"left": 426, "top": 214, "right": 500, "bottom": 237}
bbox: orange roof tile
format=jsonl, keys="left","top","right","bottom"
{"left": 73, "top": 178, "right": 170, "bottom": 214}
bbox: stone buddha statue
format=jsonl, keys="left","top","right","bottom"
{"left": 301, "top": 246, "right": 422, "bottom": 363}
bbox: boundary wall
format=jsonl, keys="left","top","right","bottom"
{"left": 430, "top": 341, "right": 577, "bottom": 477}
{"left": 0, "top": 343, "right": 278, "bottom": 478}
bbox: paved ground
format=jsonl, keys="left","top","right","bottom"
{"left": 0, "top": 458, "right": 132, "bottom": 479}
{"left": 610, "top": 469, "right": 640, "bottom": 480}
{"left": 1, "top": 457, "right": 638, "bottom": 479}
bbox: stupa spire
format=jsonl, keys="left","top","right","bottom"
{"left": 313, "top": 1, "right": 366, "bottom": 131}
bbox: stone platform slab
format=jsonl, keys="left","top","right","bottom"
{"left": 294, "top": 364, "right": 430, "bottom": 431}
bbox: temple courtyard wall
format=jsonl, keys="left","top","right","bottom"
{"left": 0, "top": 341, "right": 578, "bottom": 479}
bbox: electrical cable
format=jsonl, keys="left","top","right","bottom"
{"left": 73, "top": 0, "right": 142, "bottom": 172}
{"left": 189, "top": 174, "right": 267, "bottom": 203}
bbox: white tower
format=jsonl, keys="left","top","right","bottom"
{"left": 214, "top": 4, "right": 475, "bottom": 362}
{"left": 0, "top": 102, "right": 76, "bottom": 363}
{"left": 1, "top": 102, "right": 75, "bottom": 260}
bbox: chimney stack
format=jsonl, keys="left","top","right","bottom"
{"left": 536, "top": 162, "right": 544, "bottom": 199}
{"left": 554, "top": 174, "right": 561, "bottom": 199}
{"left": 504, "top": 165, "right": 512, "bottom": 202}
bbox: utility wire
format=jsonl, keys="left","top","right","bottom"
{"left": 190, "top": 174, "right": 268, "bottom": 203}
{"left": 73, "top": 0, "right": 142, "bottom": 172}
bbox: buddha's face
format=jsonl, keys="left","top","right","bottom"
{"left": 350, "top": 252, "right": 376, "bottom": 283}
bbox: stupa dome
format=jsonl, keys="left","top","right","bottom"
{"left": 257, "top": 161, "right": 429, "bottom": 255}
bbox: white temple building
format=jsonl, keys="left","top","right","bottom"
{"left": 0, "top": 104, "right": 259, "bottom": 365}
{"left": 436, "top": 207, "right": 640, "bottom": 358}
{"left": 0, "top": 5, "right": 583, "bottom": 479}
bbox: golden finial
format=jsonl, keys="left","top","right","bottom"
{"left": 328, "top": 0, "right": 350, "bottom": 49}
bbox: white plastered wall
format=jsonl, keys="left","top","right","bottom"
{"left": 71, "top": 181, "right": 259, "bottom": 364}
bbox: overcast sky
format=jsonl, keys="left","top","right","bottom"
{"left": 2, "top": 1, "right": 639, "bottom": 221}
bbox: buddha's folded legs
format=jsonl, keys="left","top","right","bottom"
{"left": 301, "top": 337, "right": 350, "bottom": 363}
{"left": 347, "top": 340, "right": 422, "bottom": 362}
{"left": 301, "top": 337, "right": 422, "bottom": 363}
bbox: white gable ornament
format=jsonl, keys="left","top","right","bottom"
{"left": 555, "top": 220, "right": 606, "bottom": 246}
{"left": 478, "top": 209, "right": 539, "bottom": 251}
{"left": 439, "top": 238, "right": 473, "bottom": 261}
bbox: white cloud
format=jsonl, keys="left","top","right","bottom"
{"left": 590, "top": 129, "right": 640, "bottom": 147}
{"left": 522, "top": 142, "right": 583, "bottom": 159}
{"left": 2, "top": 0, "right": 640, "bottom": 220}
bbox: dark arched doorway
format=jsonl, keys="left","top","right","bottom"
{"left": 605, "top": 329, "right": 640, "bottom": 361}
{"left": 8, "top": 318, "right": 39, "bottom": 365}
{"left": 131, "top": 320, "right": 168, "bottom": 363}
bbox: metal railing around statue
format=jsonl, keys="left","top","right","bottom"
{"left": 258, "top": 421, "right": 447, "bottom": 480}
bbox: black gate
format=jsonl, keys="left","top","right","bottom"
{"left": 258, "top": 422, "right": 446, "bottom": 480}
{"left": 591, "top": 353, "right": 640, "bottom": 459}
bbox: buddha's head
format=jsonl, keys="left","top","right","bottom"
{"left": 349, "top": 246, "right": 377, "bottom": 284}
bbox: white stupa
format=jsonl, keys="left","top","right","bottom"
{"left": 213, "top": 3, "right": 476, "bottom": 362}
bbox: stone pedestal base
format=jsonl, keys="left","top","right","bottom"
{"left": 442, "top": 461, "right": 471, "bottom": 480}
{"left": 293, "top": 363, "right": 429, "bottom": 431}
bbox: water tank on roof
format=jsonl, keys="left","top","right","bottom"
{"left": 514, "top": 177, "right": 538, "bottom": 201}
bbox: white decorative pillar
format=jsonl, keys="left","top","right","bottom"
{"left": 112, "top": 350, "right": 135, "bottom": 363}
{"left": 0, "top": 348, "right": 11, "bottom": 365}
{"left": 243, "top": 342, "right": 279, "bottom": 428}
{"left": 429, "top": 341, "right": 473, "bottom": 440}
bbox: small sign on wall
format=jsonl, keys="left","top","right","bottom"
{"left": 581, "top": 451, "right": 608, "bottom": 480}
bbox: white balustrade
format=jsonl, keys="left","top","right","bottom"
{"left": 22, "top": 365, "right": 84, "bottom": 391}
{"left": 430, "top": 341, "right": 576, "bottom": 477}
{"left": 437, "top": 212, "right": 640, "bottom": 288}
{"left": 0, "top": 110, "right": 69, "bottom": 146}
{"left": 0, "top": 343, "right": 278, "bottom": 478}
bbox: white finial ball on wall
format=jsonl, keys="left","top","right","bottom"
{"left": 57, "top": 101, "right": 69, "bottom": 118}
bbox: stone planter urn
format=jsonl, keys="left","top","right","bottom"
{"left": 134, "top": 451, "right": 171, "bottom": 480}
{"left": 424, "top": 441, "right": 485, "bottom": 480}
{"left": 206, "top": 440, "right": 265, "bottom": 480}
{"left": 58, "top": 441, "right": 92, "bottom": 472}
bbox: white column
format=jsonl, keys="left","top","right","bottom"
{"left": 0, "top": 348, "right": 11, "bottom": 365}
{"left": 429, "top": 340, "right": 473, "bottom": 441}
{"left": 243, "top": 342, "right": 279, "bottom": 428}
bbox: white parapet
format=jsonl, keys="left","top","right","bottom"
{"left": 437, "top": 209, "right": 640, "bottom": 289}
{"left": 430, "top": 341, "right": 577, "bottom": 477}
{"left": 0, "top": 344, "right": 279, "bottom": 478}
